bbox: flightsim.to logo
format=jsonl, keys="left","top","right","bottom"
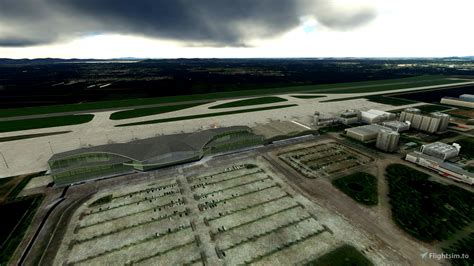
{"left": 421, "top": 252, "right": 470, "bottom": 260}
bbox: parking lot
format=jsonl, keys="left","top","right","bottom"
{"left": 52, "top": 154, "right": 408, "bottom": 266}
{"left": 54, "top": 179, "right": 203, "bottom": 265}
{"left": 188, "top": 163, "right": 338, "bottom": 265}
{"left": 278, "top": 142, "right": 373, "bottom": 178}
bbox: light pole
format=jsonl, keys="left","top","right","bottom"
{"left": 48, "top": 141, "right": 54, "bottom": 154}
{"left": 0, "top": 151, "right": 8, "bottom": 169}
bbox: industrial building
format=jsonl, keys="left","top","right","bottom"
{"left": 406, "top": 152, "right": 473, "bottom": 185}
{"left": 382, "top": 121, "right": 411, "bottom": 132}
{"left": 339, "top": 109, "right": 361, "bottom": 125}
{"left": 441, "top": 96, "right": 474, "bottom": 108}
{"left": 460, "top": 94, "right": 474, "bottom": 102}
{"left": 345, "top": 124, "right": 392, "bottom": 142}
{"left": 399, "top": 108, "right": 451, "bottom": 133}
{"left": 48, "top": 126, "right": 264, "bottom": 186}
{"left": 376, "top": 129, "right": 400, "bottom": 152}
{"left": 420, "top": 142, "right": 460, "bottom": 160}
{"left": 314, "top": 112, "right": 340, "bottom": 127}
{"left": 360, "top": 109, "right": 396, "bottom": 124}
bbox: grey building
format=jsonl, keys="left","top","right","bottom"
{"left": 406, "top": 151, "right": 473, "bottom": 185}
{"left": 339, "top": 109, "right": 361, "bottom": 125}
{"left": 382, "top": 121, "right": 410, "bottom": 132}
{"left": 376, "top": 129, "right": 400, "bottom": 152}
{"left": 420, "top": 142, "right": 460, "bottom": 160}
{"left": 399, "top": 108, "right": 451, "bottom": 133}
{"left": 345, "top": 124, "right": 391, "bottom": 142}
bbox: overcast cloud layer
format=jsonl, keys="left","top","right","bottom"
{"left": 0, "top": 0, "right": 377, "bottom": 47}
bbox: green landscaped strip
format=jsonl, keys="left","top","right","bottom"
{"left": 0, "top": 114, "right": 94, "bottom": 133}
{"left": 332, "top": 172, "right": 378, "bottom": 206}
{"left": 109, "top": 102, "right": 211, "bottom": 120}
{"left": 388, "top": 104, "right": 454, "bottom": 114}
{"left": 0, "top": 131, "right": 71, "bottom": 143}
{"left": 291, "top": 95, "right": 326, "bottom": 99}
{"left": 209, "top": 97, "right": 287, "bottom": 109}
{"left": 117, "top": 104, "right": 298, "bottom": 127}
{"left": 312, "top": 78, "right": 464, "bottom": 94}
{"left": 305, "top": 245, "right": 373, "bottom": 266}
{"left": 385, "top": 164, "right": 474, "bottom": 242}
{"left": 415, "top": 104, "right": 453, "bottom": 112}
{"left": 321, "top": 95, "right": 417, "bottom": 105}
{"left": 0, "top": 195, "right": 44, "bottom": 265}
{"left": 0, "top": 75, "right": 460, "bottom": 118}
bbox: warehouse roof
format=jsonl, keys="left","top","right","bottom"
{"left": 345, "top": 124, "right": 391, "bottom": 136}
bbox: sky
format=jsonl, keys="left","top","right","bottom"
{"left": 0, "top": 0, "right": 473, "bottom": 59}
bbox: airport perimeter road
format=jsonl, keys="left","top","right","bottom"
{"left": 261, "top": 154, "right": 440, "bottom": 266}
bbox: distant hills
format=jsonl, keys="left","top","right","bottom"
{"left": 0, "top": 56, "right": 473, "bottom": 65}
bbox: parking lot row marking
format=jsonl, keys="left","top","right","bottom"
{"left": 130, "top": 239, "right": 197, "bottom": 265}
{"left": 190, "top": 169, "right": 264, "bottom": 190}
{"left": 70, "top": 225, "right": 193, "bottom": 265}
{"left": 222, "top": 215, "right": 313, "bottom": 251}
{"left": 86, "top": 191, "right": 182, "bottom": 215}
{"left": 198, "top": 184, "right": 279, "bottom": 210}
{"left": 109, "top": 182, "right": 178, "bottom": 201}
{"left": 75, "top": 210, "right": 190, "bottom": 245}
{"left": 206, "top": 194, "right": 290, "bottom": 222}
{"left": 213, "top": 204, "right": 301, "bottom": 236}
{"left": 245, "top": 227, "right": 329, "bottom": 264}
{"left": 79, "top": 198, "right": 185, "bottom": 228}
{"left": 196, "top": 177, "right": 272, "bottom": 199}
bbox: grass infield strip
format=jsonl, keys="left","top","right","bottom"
{"left": 209, "top": 97, "right": 287, "bottom": 109}
{"left": 0, "top": 76, "right": 451, "bottom": 119}
{"left": 109, "top": 102, "right": 211, "bottom": 120}
{"left": 116, "top": 104, "right": 298, "bottom": 127}
{"left": 332, "top": 172, "right": 378, "bottom": 206}
{"left": 0, "top": 114, "right": 94, "bottom": 133}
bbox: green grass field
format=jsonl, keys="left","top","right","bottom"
{"left": 386, "top": 164, "right": 474, "bottom": 242}
{"left": 209, "top": 96, "right": 287, "bottom": 109}
{"left": 117, "top": 104, "right": 298, "bottom": 127}
{"left": 0, "top": 115, "right": 94, "bottom": 133}
{"left": 290, "top": 95, "right": 326, "bottom": 99}
{"left": 0, "top": 194, "right": 44, "bottom": 265}
{"left": 305, "top": 245, "right": 373, "bottom": 266}
{"left": 455, "top": 138, "right": 474, "bottom": 159}
{"left": 0, "top": 76, "right": 463, "bottom": 119}
{"left": 332, "top": 172, "right": 378, "bottom": 206}
{"left": 443, "top": 232, "right": 474, "bottom": 266}
{"left": 109, "top": 102, "right": 210, "bottom": 120}
{"left": 0, "top": 131, "right": 71, "bottom": 143}
{"left": 416, "top": 104, "right": 453, "bottom": 112}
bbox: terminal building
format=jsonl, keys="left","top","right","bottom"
{"left": 48, "top": 126, "right": 264, "bottom": 186}
{"left": 399, "top": 108, "right": 450, "bottom": 133}
{"left": 360, "top": 109, "right": 396, "bottom": 124}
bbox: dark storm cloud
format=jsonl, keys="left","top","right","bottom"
{"left": 0, "top": 0, "right": 377, "bottom": 47}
